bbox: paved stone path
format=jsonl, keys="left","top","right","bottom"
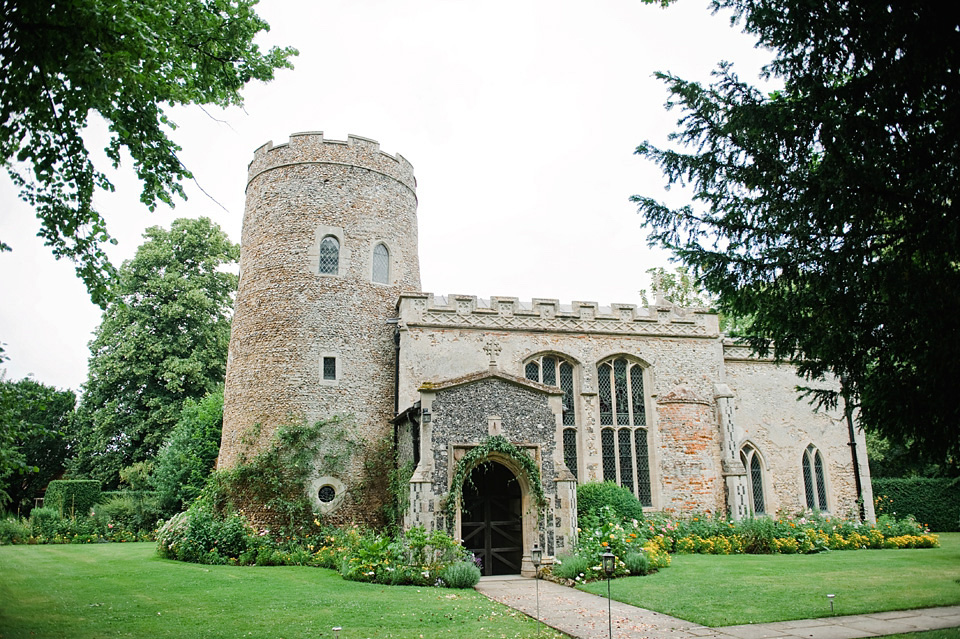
{"left": 475, "top": 575, "right": 960, "bottom": 639}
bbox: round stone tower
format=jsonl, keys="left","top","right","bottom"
{"left": 220, "top": 132, "right": 420, "bottom": 524}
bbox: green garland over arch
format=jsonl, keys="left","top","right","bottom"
{"left": 444, "top": 435, "right": 548, "bottom": 526}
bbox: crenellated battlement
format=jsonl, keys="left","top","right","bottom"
{"left": 397, "top": 292, "right": 719, "bottom": 338}
{"left": 247, "top": 131, "right": 416, "bottom": 193}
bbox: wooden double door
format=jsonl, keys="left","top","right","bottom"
{"left": 460, "top": 462, "right": 523, "bottom": 575}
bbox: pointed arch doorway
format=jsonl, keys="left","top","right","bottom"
{"left": 461, "top": 461, "right": 523, "bottom": 575}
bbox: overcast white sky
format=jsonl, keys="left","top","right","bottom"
{"left": 0, "top": 0, "right": 774, "bottom": 391}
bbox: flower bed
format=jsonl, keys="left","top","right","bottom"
{"left": 551, "top": 507, "right": 939, "bottom": 584}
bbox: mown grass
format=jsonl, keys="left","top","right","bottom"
{"left": 579, "top": 532, "right": 960, "bottom": 627}
{"left": 0, "top": 543, "right": 564, "bottom": 639}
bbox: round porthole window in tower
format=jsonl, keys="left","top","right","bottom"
{"left": 309, "top": 475, "right": 345, "bottom": 514}
{"left": 318, "top": 485, "right": 336, "bottom": 503}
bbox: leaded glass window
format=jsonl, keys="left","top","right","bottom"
{"left": 630, "top": 366, "right": 646, "bottom": 426}
{"left": 542, "top": 356, "right": 557, "bottom": 385}
{"left": 322, "top": 356, "right": 337, "bottom": 381}
{"left": 634, "top": 429, "right": 652, "bottom": 506}
{"left": 319, "top": 236, "right": 340, "bottom": 275}
{"left": 618, "top": 428, "right": 634, "bottom": 494}
{"left": 601, "top": 428, "right": 617, "bottom": 482}
{"left": 803, "top": 453, "right": 815, "bottom": 509}
{"left": 524, "top": 354, "right": 576, "bottom": 427}
{"left": 372, "top": 243, "right": 389, "bottom": 283}
{"left": 803, "top": 445, "right": 828, "bottom": 511}
{"left": 559, "top": 362, "right": 575, "bottom": 426}
{"left": 614, "top": 359, "right": 630, "bottom": 425}
{"left": 598, "top": 363, "right": 613, "bottom": 425}
{"left": 562, "top": 428, "right": 578, "bottom": 480}
{"left": 740, "top": 444, "right": 765, "bottom": 514}
{"left": 525, "top": 361, "right": 540, "bottom": 381}
{"left": 597, "top": 357, "right": 651, "bottom": 504}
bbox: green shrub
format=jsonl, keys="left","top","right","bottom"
{"left": 441, "top": 561, "right": 480, "bottom": 588}
{"left": 156, "top": 508, "right": 253, "bottom": 564}
{"left": 0, "top": 515, "right": 32, "bottom": 544}
{"left": 29, "top": 506, "right": 61, "bottom": 538}
{"left": 577, "top": 482, "right": 644, "bottom": 523}
{"left": 151, "top": 389, "right": 223, "bottom": 518}
{"left": 95, "top": 492, "right": 163, "bottom": 533}
{"left": 45, "top": 480, "right": 101, "bottom": 517}
{"left": 737, "top": 517, "right": 778, "bottom": 554}
{"left": 623, "top": 551, "right": 653, "bottom": 575}
{"left": 872, "top": 477, "right": 960, "bottom": 532}
{"left": 551, "top": 553, "right": 592, "bottom": 580}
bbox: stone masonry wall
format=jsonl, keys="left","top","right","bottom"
{"left": 723, "top": 348, "right": 874, "bottom": 520}
{"left": 220, "top": 133, "right": 421, "bottom": 524}
{"left": 397, "top": 293, "right": 725, "bottom": 512}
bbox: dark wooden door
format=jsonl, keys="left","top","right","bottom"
{"left": 461, "top": 462, "right": 523, "bottom": 575}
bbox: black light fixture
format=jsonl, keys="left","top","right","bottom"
{"left": 601, "top": 552, "right": 615, "bottom": 576}
{"left": 421, "top": 408, "right": 431, "bottom": 423}
{"left": 602, "top": 552, "right": 615, "bottom": 639}
{"left": 531, "top": 543, "right": 542, "bottom": 638}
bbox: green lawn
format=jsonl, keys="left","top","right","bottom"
{"left": 0, "top": 543, "right": 564, "bottom": 639}
{"left": 579, "top": 532, "right": 960, "bottom": 627}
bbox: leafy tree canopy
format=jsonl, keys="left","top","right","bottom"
{"left": 634, "top": 0, "right": 960, "bottom": 464}
{"left": 0, "top": 376, "right": 76, "bottom": 509}
{"left": 0, "top": 0, "right": 295, "bottom": 306}
{"left": 70, "top": 217, "right": 238, "bottom": 487}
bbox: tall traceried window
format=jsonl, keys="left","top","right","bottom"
{"left": 803, "top": 444, "right": 828, "bottom": 511}
{"left": 372, "top": 243, "right": 389, "bottom": 284}
{"left": 740, "top": 444, "right": 766, "bottom": 514}
{"left": 598, "top": 357, "right": 651, "bottom": 506}
{"left": 319, "top": 236, "right": 340, "bottom": 275}
{"left": 525, "top": 354, "right": 578, "bottom": 478}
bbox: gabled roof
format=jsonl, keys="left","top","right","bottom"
{"left": 418, "top": 368, "right": 564, "bottom": 395}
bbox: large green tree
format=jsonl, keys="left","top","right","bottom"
{"left": 0, "top": 0, "right": 295, "bottom": 306}
{"left": 634, "top": 1, "right": 959, "bottom": 462}
{"left": 0, "top": 376, "right": 76, "bottom": 509}
{"left": 71, "top": 217, "right": 238, "bottom": 487}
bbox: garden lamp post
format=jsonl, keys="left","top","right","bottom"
{"left": 602, "top": 552, "right": 615, "bottom": 639}
{"left": 827, "top": 594, "right": 835, "bottom": 614}
{"left": 332, "top": 627, "right": 341, "bottom": 639}
{"left": 531, "top": 544, "right": 542, "bottom": 638}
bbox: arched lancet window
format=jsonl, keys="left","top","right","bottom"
{"left": 525, "top": 354, "right": 577, "bottom": 479}
{"left": 598, "top": 357, "right": 651, "bottom": 506}
{"left": 740, "top": 444, "right": 766, "bottom": 514}
{"left": 372, "top": 243, "right": 389, "bottom": 284}
{"left": 319, "top": 236, "right": 340, "bottom": 275}
{"left": 803, "top": 444, "right": 828, "bottom": 511}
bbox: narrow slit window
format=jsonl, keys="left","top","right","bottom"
{"left": 740, "top": 444, "right": 766, "bottom": 514}
{"left": 372, "top": 243, "right": 389, "bottom": 283}
{"left": 322, "top": 356, "right": 337, "bottom": 381}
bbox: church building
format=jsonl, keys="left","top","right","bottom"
{"left": 218, "top": 132, "right": 874, "bottom": 576}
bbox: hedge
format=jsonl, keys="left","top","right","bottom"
{"left": 44, "top": 480, "right": 101, "bottom": 517}
{"left": 872, "top": 477, "right": 960, "bottom": 532}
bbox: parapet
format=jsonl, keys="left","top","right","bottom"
{"left": 397, "top": 293, "right": 719, "bottom": 338}
{"left": 246, "top": 132, "right": 416, "bottom": 193}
